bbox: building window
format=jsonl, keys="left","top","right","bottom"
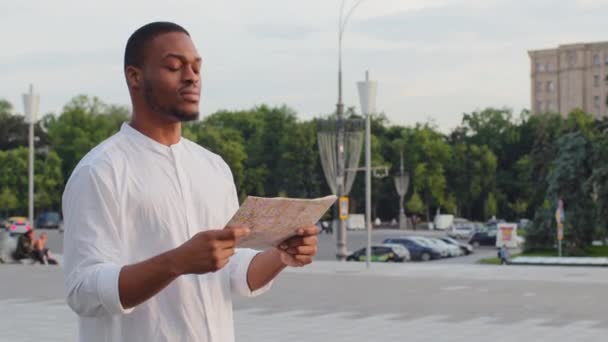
{"left": 594, "top": 96, "right": 600, "bottom": 108}
{"left": 536, "top": 100, "right": 543, "bottom": 112}
{"left": 546, "top": 81, "right": 555, "bottom": 92}
{"left": 536, "top": 81, "right": 543, "bottom": 92}
{"left": 594, "top": 54, "right": 601, "bottom": 66}
{"left": 605, "top": 75, "right": 608, "bottom": 86}
{"left": 537, "top": 62, "right": 545, "bottom": 72}
{"left": 547, "top": 62, "right": 553, "bottom": 71}
{"left": 594, "top": 75, "right": 600, "bottom": 87}
{"left": 605, "top": 54, "right": 608, "bottom": 65}
{"left": 568, "top": 52, "right": 576, "bottom": 67}
{"left": 547, "top": 101, "right": 554, "bottom": 112}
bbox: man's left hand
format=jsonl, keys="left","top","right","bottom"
{"left": 276, "top": 226, "right": 319, "bottom": 267}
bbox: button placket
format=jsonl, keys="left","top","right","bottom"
{"left": 171, "top": 145, "right": 217, "bottom": 341}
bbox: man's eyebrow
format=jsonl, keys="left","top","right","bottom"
{"left": 163, "top": 53, "right": 202, "bottom": 63}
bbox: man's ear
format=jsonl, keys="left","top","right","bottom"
{"left": 125, "top": 66, "right": 142, "bottom": 89}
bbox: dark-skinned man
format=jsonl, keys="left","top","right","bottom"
{"left": 62, "top": 21, "right": 319, "bottom": 342}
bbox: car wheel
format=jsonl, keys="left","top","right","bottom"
{"left": 421, "top": 253, "right": 431, "bottom": 261}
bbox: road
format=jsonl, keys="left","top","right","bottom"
{"left": 1, "top": 262, "right": 606, "bottom": 341}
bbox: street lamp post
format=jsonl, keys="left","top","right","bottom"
{"left": 335, "top": 0, "right": 364, "bottom": 261}
{"left": 23, "top": 84, "right": 39, "bottom": 229}
{"left": 357, "top": 71, "right": 377, "bottom": 269}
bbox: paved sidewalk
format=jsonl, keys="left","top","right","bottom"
{"left": 1, "top": 262, "right": 606, "bottom": 341}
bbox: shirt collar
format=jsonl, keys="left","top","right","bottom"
{"left": 120, "top": 122, "right": 183, "bottom": 155}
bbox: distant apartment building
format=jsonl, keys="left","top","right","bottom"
{"left": 529, "top": 41, "right": 608, "bottom": 117}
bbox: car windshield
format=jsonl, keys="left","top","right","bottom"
{"left": 413, "top": 238, "right": 431, "bottom": 247}
{"left": 45, "top": 213, "right": 60, "bottom": 220}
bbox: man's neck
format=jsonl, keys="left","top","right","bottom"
{"left": 130, "top": 113, "right": 182, "bottom": 146}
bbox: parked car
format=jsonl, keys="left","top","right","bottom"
{"left": 0, "top": 216, "right": 8, "bottom": 230}
{"left": 447, "top": 224, "right": 476, "bottom": 240}
{"left": 428, "top": 238, "right": 462, "bottom": 257}
{"left": 415, "top": 237, "right": 450, "bottom": 257}
{"left": 469, "top": 228, "right": 497, "bottom": 247}
{"left": 346, "top": 244, "right": 410, "bottom": 262}
{"left": 383, "top": 237, "right": 442, "bottom": 261}
{"left": 6, "top": 216, "right": 32, "bottom": 237}
{"left": 439, "top": 236, "right": 474, "bottom": 255}
{"left": 36, "top": 211, "right": 62, "bottom": 229}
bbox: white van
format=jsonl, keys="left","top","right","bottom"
{"left": 433, "top": 214, "right": 454, "bottom": 230}
{"left": 347, "top": 214, "right": 366, "bottom": 230}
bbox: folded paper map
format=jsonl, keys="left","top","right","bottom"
{"left": 228, "top": 195, "right": 337, "bottom": 249}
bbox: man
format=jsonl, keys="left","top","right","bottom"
{"left": 32, "top": 232, "right": 58, "bottom": 265}
{"left": 63, "top": 22, "right": 319, "bottom": 342}
{"left": 12, "top": 229, "right": 34, "bottom": 262}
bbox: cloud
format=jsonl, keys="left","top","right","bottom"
{"left": 1, "top": 0, "right": 608, "bottom": 132}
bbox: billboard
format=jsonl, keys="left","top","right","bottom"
{"left": 496, "top": 223, "right": 518, "bottom": 248}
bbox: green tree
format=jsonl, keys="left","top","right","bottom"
{"left": 409, "top": 126, "right": 451, "bottom": 221}
{"left": 34, "top": 151, "right": 63, "bottom": 211}
{"left": 545, "top": 132, "right": 594, "bottom": 250}
{"left": 46, "top": 95, "right": 128, "bottom": 183}
{"left": 405, "top": 191, "right": 424, "bottom": 214}
{"left": 0, "top": 99, "right": 50, "bottom": 151}
{"left": 446, "top": 143, "right": 497, "bottom": 220}
{"left": 0, "top": 187, "right": 18, "bottom": 216}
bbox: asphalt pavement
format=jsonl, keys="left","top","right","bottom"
{"left": 1, "top": 262, "right": 606, "bottom": 341}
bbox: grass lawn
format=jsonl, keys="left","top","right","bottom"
{"left": 478, "top": 245, "right": 608, "bottom": 264}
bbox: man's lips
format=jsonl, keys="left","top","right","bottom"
{"left": 180, "top": 90, "right": 200, "bottom": 102}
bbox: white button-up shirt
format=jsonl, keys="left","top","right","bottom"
{"left": 62, "top": 123, "right": 271, "bottom": 342}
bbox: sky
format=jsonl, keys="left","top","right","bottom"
{"left": 2, "top": 0, "right": 608, "bottom": 132}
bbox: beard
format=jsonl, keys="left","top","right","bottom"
{"left": 143, "top": 82, "right": 199, "bottom": 122}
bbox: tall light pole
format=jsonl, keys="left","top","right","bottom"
{"left": 23, "top": 84, "right": 39, "bottom": 229}
{"left": 394, "top": 154, "right": 410, "bottom": 230}
{"left": 357, "top": 71, "right": 377, "bottom": 269}
{"left": 335, "top": 0, "right": 365, "bottom": 261}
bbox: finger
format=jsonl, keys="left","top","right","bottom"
{"left": 216, "top": 227, "right": 251, "bottom": 241}
{"left": 206, "top": 238, "right": 236, "bottom": 250}
{"left": 294, "top": 255, "right": 313, "bottom": 265}
{"left": 296, "top": 225, "right": 320, "bottom": 236}
{"left": 278, "top": 236, "right": 303, "bottom": 250}
{"left": 286, "top": 245, "right": 317, "bottom": 256}
{"left": 280, "top": 235, "right": 318, "bottom": 250}
{"left": 215, "top": 247, "right": 235, "bottom": 259}
{"left": 208, "top": 249, "right": 234, "bottom": 267}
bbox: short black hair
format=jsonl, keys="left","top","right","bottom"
{"left": 124, "top": 21, "right": 190, "bottom": 69}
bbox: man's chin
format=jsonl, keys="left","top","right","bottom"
{"left": 168, "top": 109, "right": 200, "bottom": 122}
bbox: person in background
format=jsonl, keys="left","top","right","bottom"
{"left": 499, "top": 244, "right": 510, "bottom": 265}
{"left": 32, "top": 232, "right": 58, "bottom": 265}
{"left": 12, "top": 229, "right": 34, "bottom": 262}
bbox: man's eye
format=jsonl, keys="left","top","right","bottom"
{"left": 167, "top": 65, "right": 180, "bottom": 71}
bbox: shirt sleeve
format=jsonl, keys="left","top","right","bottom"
{"left": 221, "top": 160, "right": 272, "bottom": 297}
{"left": 229, "top": 248, "right": 273, "bottom": 297}
{"left": 62, "top": 163, "right": 133, "bottom": 317}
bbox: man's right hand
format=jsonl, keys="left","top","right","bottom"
{"left": 172, "top": 227, "right": 250, "bottom": 275}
